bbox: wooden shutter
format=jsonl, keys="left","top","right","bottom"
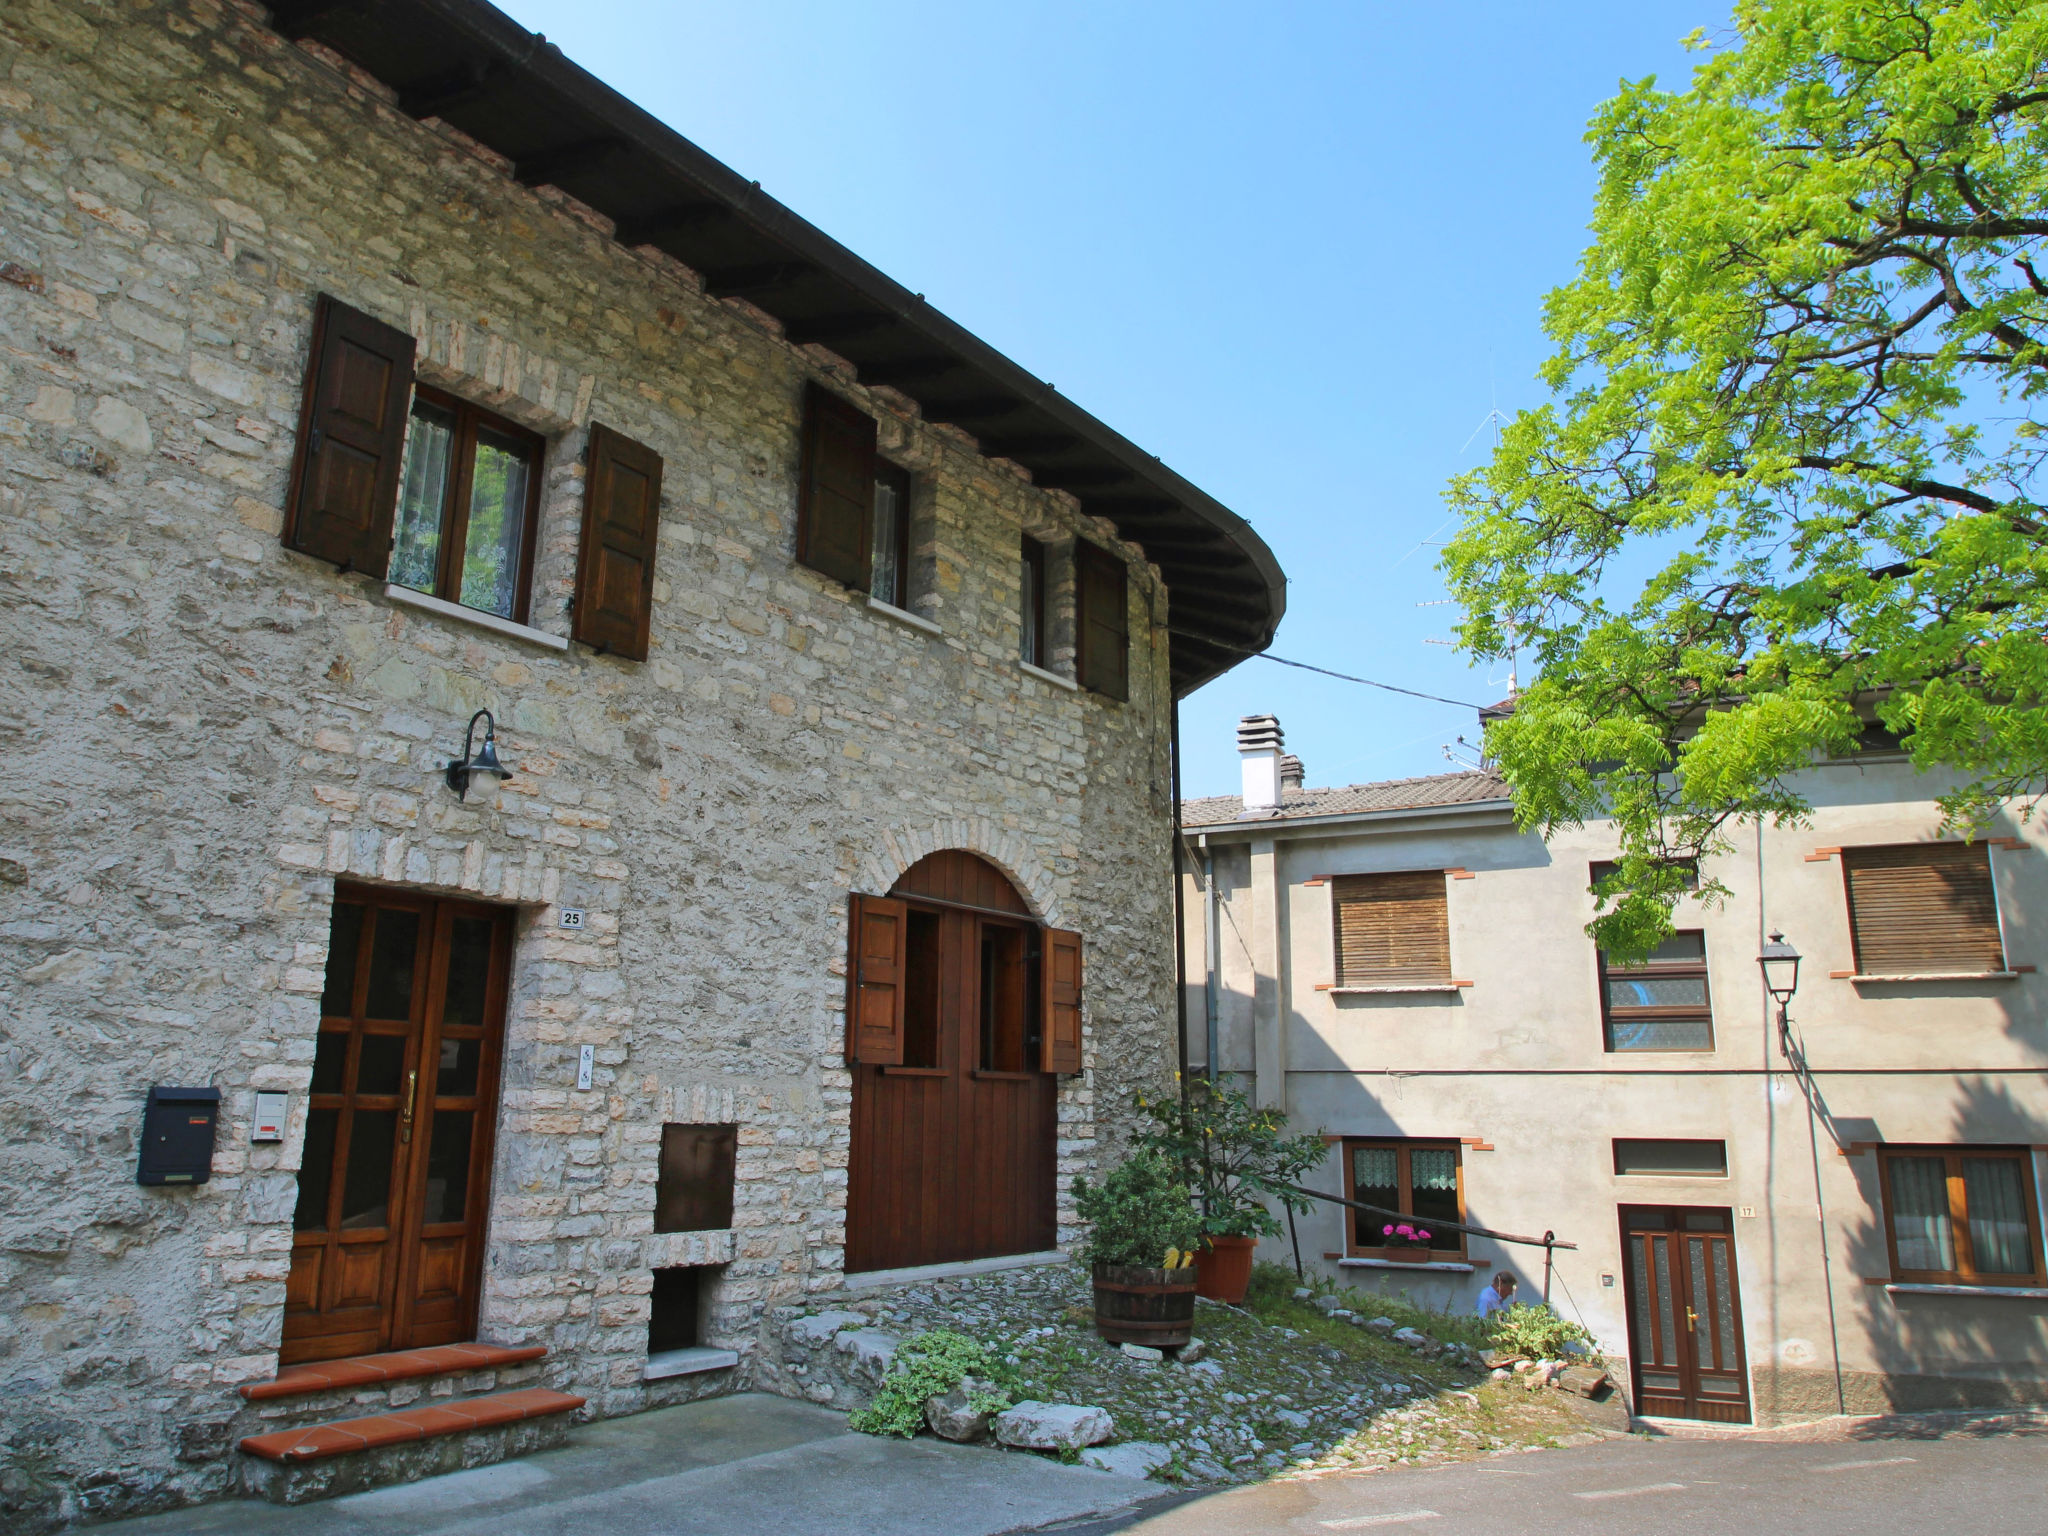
{"left": 1843, "top": 843, "right": 2005, "bottom": 975}
{"left": 795, "top": 383, "right": 875, "bottom": 589}
{"left": 1075, "top": 542, "right": 1128, "bottom": 700}
{"left": 1041, "top": 927, "right": 1083, "bottom": 1074}
{"left": 284, "top": 294, "right": 415, "bottom": 575}
{"left": 846, "top": 894, "right": 907, "bottom": 1066}
{"left": 1333, "top": 871, "right": 1452, "bottom": 986}
{"left": 572, "top": 422, "right": 665, "bottom": 661}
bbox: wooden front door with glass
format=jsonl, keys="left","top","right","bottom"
{"left": 283, "top": 886, "right": 512, "bottom": 1365}
{"left": 1618, "top": 1205, "right": 1752, "bottom": 1423}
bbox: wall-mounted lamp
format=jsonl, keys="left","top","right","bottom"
{"left": 445, "top": 709, "right": 513, "bottom": 801}
{"left": 1757, "top": 929, "right": 1802, "bottom": 1013}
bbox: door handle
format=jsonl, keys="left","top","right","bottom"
{"left": 1686, "top": 1306, "right": 1699, "bottom": 1330}
{"left": 400, "top": 1069, "right": 418, "bottom": 1144}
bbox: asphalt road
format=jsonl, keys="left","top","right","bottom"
{"left": 1096, "top": 1417, "right": 2048, "bottom": 1536}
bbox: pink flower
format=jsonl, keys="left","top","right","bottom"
{"left": 1381, "top": 1224, "right": 1395, "bottom": 1237}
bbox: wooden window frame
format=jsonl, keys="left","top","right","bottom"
{"left": 1877, "top": 1145, "right": 2047, "bottom": 1288}
{"left": 1841, "top": 842, "right": 2008, "bottom": 978}
{"left": 869, "top": 459, "right": 913, "bottom": 609}
{"left": 1019, "top": 535, "right": 1049, "bottom": 670}
{"left": 393, "top": 386, "right": 546, "bottom": 625}
{"left": 1331, "top": 870, "right": 1453, "bottom": 989}
{"left": 1342, "top": 1138, "right": 1467, "bottom": 1261}
{"left": 1597, "top": 929, "right": 1714, "bottom": 1053}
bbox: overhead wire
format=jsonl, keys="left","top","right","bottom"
{"left": 1254, "top": 652, "right": 1486, "bottom": 711}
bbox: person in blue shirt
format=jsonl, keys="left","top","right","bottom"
{"left": 1476, "top": 1270, "right": 1518, "bottom": 1317}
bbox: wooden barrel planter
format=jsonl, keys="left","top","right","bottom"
{"left": 1091, "top": 1263, "right": 1197, "bottom": 1348}
{"left": 1193, "top": 1234, "right": 1258, "bottom": 1304}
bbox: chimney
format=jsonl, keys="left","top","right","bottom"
{"left": 1280, "top": 754, "right": 1305, "bottom": 793}
{"left": 1237, "top": 714, "right": 1284, "bottom": 812}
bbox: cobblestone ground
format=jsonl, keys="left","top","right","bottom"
{"left": 842, "top": 1265, "right": 1616, "bottom": 1487}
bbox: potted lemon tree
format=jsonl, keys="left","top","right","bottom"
{"left": 1135, "top": 1080, "right": 1326, "bottom": 1304}
{"left": 1073, "top": 1149, "right": 1204, "bottom": 1348}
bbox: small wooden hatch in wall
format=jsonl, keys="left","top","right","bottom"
{"left": 656, "top": 1123, "right": 737, "bottom": 1233}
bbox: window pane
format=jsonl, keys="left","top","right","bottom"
{"left": 391, "top": 400, "right": 456, "bottom": 594}
{"left": 1963, "top": 1157, "right": 2033, "bottom": 1275}
{"left": 1889, "top": 1156, "right": 1956, "bottom": 1272}
{"left": 294, "top": 1107, "right": 338, "bottom": 1231}
{"left": 1607, "top": 975, "right": 1709, "bottom": 1010}
{"left": 309, "top": 1030, "right": 350, "bottom": 1095}
{"left": 339, "top": 1109, "right": 398, "bottom": 1230}
{"left": 441, "top": 916, "right": 494, "bottom": 1029}
{"left": 1641, "top": 931, "right": 1706, "bottom": 963}
{"left": 1409, "top": 1148, "right": 1460, "bottom": 1242}
{"left": 1614, "top": 1138, "right": 1728, "bottom": 1176}
{"left": 435, "top": 1035, "right": 481, "bottom": 1098}
{"left": 1608, "top": 1017, "right": 1714, "bottom": 1051}
{"left": 320, "top": 902, "right": 364, "bottom": 1018}
{"left": 458, "top": 426, "right": 533, "bottom": 618}
{"left": 356, "top": 1032, "right": 407, "bottom": 1096}
{"left": 1019, "top": 539, "right": 1044, "bottom": 666}
{"left": 1351, "top": 1146, "right": 1398, "bottom": 1247}
{"left": 870, "top": 471, "right": 903, "bottom": 607}
{"left": 421, "top": 1109, "right": 473, "bottom": 1225}
{"left": 363, "top": 909, "right": 420, "bottom": 1020}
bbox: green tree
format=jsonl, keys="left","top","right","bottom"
{"left": 1444, "top": 0, "right": 2048, "bottom": 953}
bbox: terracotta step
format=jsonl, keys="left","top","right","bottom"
{"left": 239, "top": 1386, "right": 585, "bottom": 1463}
{"left": 240, "top": 1342, "right": 549, "bottom": 1401}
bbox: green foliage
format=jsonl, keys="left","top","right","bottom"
{"left": 1133, "top": 1080, "right": 1328, "bottom": 1238}
{"left": 847, "top": 1329, "right": 1018, "bottom": 1438}
{"left": 1443, "top": 0, "right": 2048, "bottom": 954}
{"left": 1072, "top": 1148, "right": 1205, "bottom": 1268}
{"left": 1487, "top": 1302, "right": 1596, "bottom": 1360}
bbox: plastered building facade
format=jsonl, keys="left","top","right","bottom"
{"left": 0, "top": 0, "right": 1285, "bottom": 1525}
{"left": 1185, "top": 719, "right": 2048, "bottom": 1426}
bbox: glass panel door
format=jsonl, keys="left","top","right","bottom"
{"left": 1620, "top": 1206, "right": 1751, "bottom": 1423}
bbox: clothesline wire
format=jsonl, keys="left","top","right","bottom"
{"left": 1254, "top": 652, "right": 1484, "bottom": 711}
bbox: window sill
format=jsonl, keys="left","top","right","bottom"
{"left": 1324, "top": 983, "right": 1472, "bottom": 995}
{"left": 1019, "top": 660, "right": 1078, "bottom": 692}
{"left": 643, "top": 1346, "right": 740, "bottom": 1382}
{"left": 867, "top": 596, "right": 942, "bottom": 636}
{"left": 1339, "top": 1257, "right": 1474, "bottom": 1273}
{"left": 384, "top": 583, "right": 568, "bottom": 651}
{"left": 1885, "top": 1282, "right": 2048, "bottom": 1300}
{"left": 1837, "top": 971, "right": 2024, "bottom": 982}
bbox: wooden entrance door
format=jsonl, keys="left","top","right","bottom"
{"left": 1619, "top": 1205, "right": 1752, "bottom": 1422}
{"left": 846, "top": 852, "right": 1059, "bottom": 1273}
{"left": 283, "top": 885, "right": 512, "bottom": 1365}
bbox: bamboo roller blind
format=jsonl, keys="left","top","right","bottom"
{"left": 1333, "top": 870, "right": 1451, "bottom": 986}
{"left": 1843, "top": 843, "right": 2005, "bottom": 975}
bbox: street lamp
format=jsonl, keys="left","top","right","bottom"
{"left": 1758, "top": 930, "right": 1801, "bottom": 1021}
{"left": 444, "top": 709, "right": 513, "bottom": 801}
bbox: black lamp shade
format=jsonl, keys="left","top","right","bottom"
{"left": 1758, "top": 930, "right": 1802, "bottom": 1002}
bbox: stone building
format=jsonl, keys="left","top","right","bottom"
{"left": 0, "top": 0, "right": 1285, "bottom": 1524}
{"left": 1184, "top": 715, "right": 2048, "bottom": 1426}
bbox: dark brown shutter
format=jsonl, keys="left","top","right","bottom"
{"left": 1843, "top": 843, "right": 2005, "bottom": 975}
{"left": 795, "top": 383, "right": 875, "bottom": 589}
{"left": 284, "top": 294, "right": 415, "bottom": 575}
{"left": 572, "top": 422, "right": 665, "bottom": 661}
{"left": 1075, "top": 542, "right": 1128, "bottom": 700}
{"left": 1041, "top": 927, "right": 1083, "bottom": 1074}
{"left": 847, "top": 894, "right": 908, "bottom": 1066}
{"left": 1333, "top": 871, "right": 1452, "bottom": 986}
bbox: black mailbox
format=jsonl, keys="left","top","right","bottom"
{"left": 137, "top": 1085, "right": 221, "bottom": 1186}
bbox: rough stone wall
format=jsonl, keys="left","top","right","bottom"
{"left": 0, "top": 0, "right": 1182, "bottom": 1525}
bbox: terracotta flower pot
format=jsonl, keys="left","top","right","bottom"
{"left": 1092, "top": 1262, "right": 1198, "bottom": 1348}
{"left": 1193, "top": 1234, "right": 1258, "bottom": 1303}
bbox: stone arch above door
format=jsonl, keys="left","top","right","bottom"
{"left": 850, "top": 818, "right": 1064, "bottom": 929}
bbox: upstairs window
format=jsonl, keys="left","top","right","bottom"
{"left": 1020, "top": 535, "right": 1049, "bottom": 669}
{"left": 1880, "top": 1146, "right": 2045, "bottom": 1288}
{"left": 390, "top": 389, "right": 544, "bottom": 623}
{"left": 1843, "top": 843, "right": 2006, "bottom": 976}
{"left": 796, "top": 382, "right": 877, "bottom": 590}
{"left": 1333, "top": 871, "right": 1452, "bottom": 988}
{"left": 1599, "top": 931, "right": 1714, "bottom": 1052}
{"left": 1075, "top": 541, "right": 1128, "bottom": 700}
{"left": 1344, "top": 1138, "right": 1465, "bottom": 1260}
{"left": 869, "top": 460, "right": 912, "bottom": 609}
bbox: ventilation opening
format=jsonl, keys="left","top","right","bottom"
{"left": 1613, "top": 1138, "right": 1728, "bottom": 1177}
{"left": 649, "top": 1265, "right": 709, "bottom": 1353}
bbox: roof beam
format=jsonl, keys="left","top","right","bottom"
{"left": 398, "top": 60, "right": 500, "bottom": 120}
{"left": 858, "top": 356, "right": 958, "bottom": 388}
{"left": 615, "top": 203, "right": 728, "bottom": 246}
{"left": 1034, "top": 467, "right": 1139, "bottom": 492}
{"left": 782, "top": 313, "right": 895, "bottom": 347}
{"left": 926, "top": 396, "right": 1029, "bottom": 426}
{"left": 704, "top": 262, "right": 813, "bottom": 298}
{"left": 977, "top": 433, "right": 1084, "bottom": 459}
{"left": 270, "top": 0, "right": 359, "bottom": 39}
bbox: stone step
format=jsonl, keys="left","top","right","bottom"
{"left": 237, "top": 1387, "right": 585, "bottom": 1505}
{"left": 241, "top": 1342, "right": 549, "bottom": 1401}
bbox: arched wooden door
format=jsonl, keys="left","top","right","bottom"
{"left": 844, "top": 852, "right": 1077, "bottom": 1273}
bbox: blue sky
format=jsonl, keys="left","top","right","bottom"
{"left": 495, "top": 0, "right": 1716, "bottom": 799}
